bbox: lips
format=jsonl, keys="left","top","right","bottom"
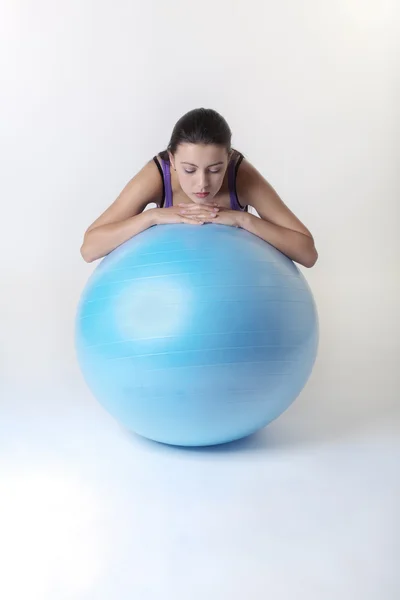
{"left": 195, "top": 193, "right": 210, "bottom": 198}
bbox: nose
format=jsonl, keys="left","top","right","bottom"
{"left": 197, "top": 171, "right": 209, "bottom": 190}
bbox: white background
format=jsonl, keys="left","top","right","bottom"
{"left": 1, "top": 1, "right": 399, "bottom": 599}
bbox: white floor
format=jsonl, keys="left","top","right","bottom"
{"left": 1, "top": 368, "right": 398, "bottom": 600}
{"left": 1, "top": 274, "right": 399, "bottom": 600}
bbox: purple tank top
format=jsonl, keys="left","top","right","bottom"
{"left": 157, "top": 153, "right": 246, "bottom": 211}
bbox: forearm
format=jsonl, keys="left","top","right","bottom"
{"left": 238, "top": 212, "right": 318, "bottom": 268}
{"left": 81, "top": 209, "right": 157, "bottom": 262}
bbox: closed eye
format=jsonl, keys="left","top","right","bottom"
{"left": 184, "top": 169, "right": 222, "bottom": 174}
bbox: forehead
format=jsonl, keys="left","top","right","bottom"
{"left": 175, "top": 143, "right": 228, "bottom": 165}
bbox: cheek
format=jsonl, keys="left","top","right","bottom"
{"left": 211, "top": 174, "right": 225, "bottom": 191}
{"left": 178, "top": 174, "right": 193, "bottom": 192}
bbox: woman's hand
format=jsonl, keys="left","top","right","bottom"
{"left": 178, "top": 203, "right": 242, "bottom": 228}
{"left": 202, "top": 207, "right": 241, "bottom": 228}
{"left": 176, "top": 202, "right": 220, "bottom": 224}
{"left": 152, "top": 203, "right": 240, "bottom": 228}
{"left": 152, "top": 203, "right": 218, "bottom": 226}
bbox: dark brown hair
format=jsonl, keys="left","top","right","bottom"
{"left": 160, "top": 108, "right": 232, "bottom": 160}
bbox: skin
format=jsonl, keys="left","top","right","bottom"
{"left": 168, "top": 144, "right": 231, "bottom": 206}
{"left": 81, "top": 143, "right": 318, "bottom": 267}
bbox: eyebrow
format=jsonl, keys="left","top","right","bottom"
{"left": 180, "top": 161, "right": 224, "bottom": 168}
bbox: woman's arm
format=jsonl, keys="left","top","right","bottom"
{"left": 80, "top": 160, "right": 163, "bottom": 262}
{"left": 236, "top": 160, "right": 318, "bottom": 268}
{"left": 81, "top": 210, "right": 159, "bottom": 263}
{"left": 80, "top": 160, "right": 218, "bottom": 262}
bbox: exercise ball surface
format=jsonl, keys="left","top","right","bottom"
{"left": 76, "top": 224, "right": 318, "bottom": 446}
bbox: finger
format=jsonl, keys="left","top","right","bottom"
{"left": 180, "top": 208, "right": 218, "bottom": 215}
{"left": 186, "top": 213, "right": 217, "bottom": 220}
{"left": 202, "top": 205, "right": 219, "bottom": 211}
{"left": 179, "top": 204, "right": 219, "bottom": 212}
{"left": 180, "top": 214, "right": 204, "bottom": 222}
{"left": 178, "top": 202, "right": 218, "bottom": 208}
{"left": 181, "top": 217, "right": 204, "bottom": 225}
{"left": 203, "top": 214, "right": 221, "bottom": 222}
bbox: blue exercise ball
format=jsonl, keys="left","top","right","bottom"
{"left": 76, "top": 224, "right": 318, "bottom": 446}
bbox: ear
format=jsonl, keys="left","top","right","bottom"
{"left": 168, "top": 151, "right": 176, "bottom": 170}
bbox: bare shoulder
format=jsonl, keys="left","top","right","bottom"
{"left": 85, "top": 159, "right": 163, "bottom": 233}
{"left": 236, "top": 158, "right": 314, "bottom": 239}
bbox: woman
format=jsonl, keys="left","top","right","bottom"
{"left": 80, "top": 108, "right": 318, "bottom": 267}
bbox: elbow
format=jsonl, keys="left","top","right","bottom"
{"left": 302, "top": 243, "right": 318, "bottom": 268}
{"left": 80, "top": 235, "right": 99, "bottom": 263}
{"left": 80, "top": 244, "right": 95, "bottom": 263}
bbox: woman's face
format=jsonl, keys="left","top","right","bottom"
{"left": 169, "top": 143, "right": 231, "bottom": 204}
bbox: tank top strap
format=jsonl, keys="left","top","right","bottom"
{"left": 160, "top": 158, "right": 173, "bottom": 208}
{"left": 228, "top": 152, "right": 246, "bottom": 211}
